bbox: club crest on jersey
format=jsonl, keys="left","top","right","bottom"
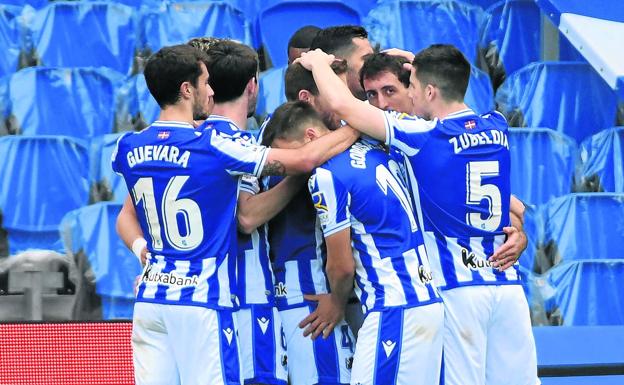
{"left": 157, "top": 131, "right": 170, "bottom": 139}
{"left": 461, "top": 248, "right": 493, "bottom": 270}
{"left": 464, "top": 120, "right": 476, "bottom": 130}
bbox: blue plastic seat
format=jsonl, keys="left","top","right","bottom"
{"left": 61, "top": 202, "right": 141, "bottom": 319}
{"left": 89, "top": 133, "right": 129, "bottom": 204}
{"left": 541, "top": 193, "right": 624, "bottom": 267}
{"left": 139, "top": 1, "right": 253, "bottom": 56}
{"left": 118, "top": 73, "right": 159, "bottom": 130}
{"left": 364, "top": 0, "right": 485, "bottom": 64}
{"left": 258, "top": 0, "right": 361, "bottom": 68}
{"left": 0, "top": 136, "right": 89, "bottom": 255}
{"left": 0, "top": 67, "right": 125, "bottom": 140}
{"left": 578, "top": 126, "right": 624, "bottom": 193}
{"left": 508, "top": 128, "right": 577, "bottom": 206}
{"left": 465, "top": 64, "right": 494, "bottom": 114}
{"left": 0, "top": 4, "right": 23, "bottom": 78}
{"left": 255, "top": 65, "right": 287, "bottom": 118}
{"left": 496, "top": 62, "right": 618, "bottom": 143}
{"left": 29, "top": 2, "right": 137, "bottom": 74}
{"left": 479, "top": 0, "right": 541, "bottom": 89}
{"left": 544, "top": 260, "right": 624, "bottom": 326}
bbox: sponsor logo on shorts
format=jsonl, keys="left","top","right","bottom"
{"left": 345, "top": 357, "right": 353, "bottom": 370}
{"left": 257, "top": 317, "right": 270, "bottom": 334}
{"left": 461, "top": 248, "right": 493, "bottom": 270}
{"left": 222, "top": 327, "right": 234, "bottom": 345}
{"left": 382, "top": 340, "right": 396, "bottom": 357}
{"left": 141, "top": 264, "right": 199, "bottom": 287}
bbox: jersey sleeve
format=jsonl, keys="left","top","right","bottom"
{"left": 308, "top": 167, "right": 350, "bottom": 237}
{"left": 383, "top": 111, "right": 437, "bottom": 155}
{"left": 209, "top": 129, "right": 269, "bottom": 177}
{"left": 240, "top": 174, "right": 260, "bottom": 195}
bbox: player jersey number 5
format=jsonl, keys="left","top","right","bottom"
{"left": 132, "top": 175, "right": 203, "bottom": 251}
{"left": 466, "top": 160, "right": 501, "bottom": 231}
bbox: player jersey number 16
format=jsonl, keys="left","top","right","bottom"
{"left": 132, "top": 176, "right": 204, "bottom": 251}
{"left": 465, "top": 161, "right": 502, "bottom": 231}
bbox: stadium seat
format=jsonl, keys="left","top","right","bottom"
{"left": 0, "top": 67, "right": 125, "bottom": 140}
{"left": 364, "top": 0, "right": 485, "bottom": 64}
{"left": 508, "top": 127, "right": 577, "bottom": 206}
{"left": 479, "top": 0, "right": 541, "bottom": 90}
{"left": 577, "top": 126, "right": 624, "bottom": 193}
{"left": 139, "top": 1, "right": 253, "bottom": 57}
{"left": 0, "top": 136, "right": 89, "bottom": 255}
{"left": 29, "top": 2, "right": 137, "bottom": 75}
{"left": 89, "top": 133, "right": 128, "bottom": 204}
{"left": 465, "top": 64, "right": 495, "bottom": 114}
{"left": 544, "top": 260, "right": 624, "bottom": 326}
{"left": 255, "top": 65, "right": 287, "bottom": 119}
{"left": 61, "top": 202, "right": 141, "bottom": 319}
{"left": 496, "top": 62, "right": 618, "bottom": 143}
{"left": 0, "top": 4, "right": 23, "bottom": 79}
{"left": 258, "top": 0, "right": 361, "bottom": 68}
{"left": 541, "top": 193, "right": 624, "bottom": 268}
{"left": 118, "top": 73, "right": 159, "bottom": 131}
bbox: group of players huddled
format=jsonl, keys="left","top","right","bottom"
{"left": 112, "top": 25, "right": 539, "bottom": 385}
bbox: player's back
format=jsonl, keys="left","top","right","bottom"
{"left": 112, "top": 119, "right": 268, "bottom": 309}
{"left": 385, "top": 109, "right": 517, "bottom": 290}
{"left": 309, "top": 139, "right": 441, "bottom": 313}
{"left": 264, "top": 176, "right": 329, "bottom": 310}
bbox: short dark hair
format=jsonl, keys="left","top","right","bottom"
{"left": 288, "top": 25, "right": 321, "bottom": 49}
{"left": 309, "top": 25, "right": 368, "bottom": 57}
{"left": 187, "top": 36, "right": 224, "bottom": 53}
{"left": 144, "top": 44, "right": 208, "bottom": 108}
{"left": 201, "top": 40, "right": 258, "bottom": 103}
{"left": 261, "top": 101, "right": 323, "bottom": 146}
{"left": 284, "top": 60, "right": 348, "bottom": 101}
{"left": 359, "top": 52, "right": 410, "bottom": 89}
{"left": 412, "top": 44, "right": 470, "bottom": 102}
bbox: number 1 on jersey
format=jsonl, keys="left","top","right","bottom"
{"left": 132, "top": 176, "right": 204, "bottom": 252}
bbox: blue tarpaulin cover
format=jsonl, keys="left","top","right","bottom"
{"left": 496, "top": 61, "right": 618, "bottom": 143}
{"left": 29, "top": 2, "right": 137, "bottom": 74}
{"left": 542, "top": 193, "right": 624, "bottom": 266}
{"left": 119, "top": 73, "right": 159, "bottom": 129}
{"left": 578, "top": 126, "right": 624, "bottom": 193}
{"left": 0, "top": 4, "right": 22, "bottom": 78}
{"left": 258, "top": 0, "right": 361, "bottom": 68}
{"left": 0, "top": 67, "right": 125, "bottom": 140}
{"left": 508, "top": 127, "right": 577, "bottom": 206}
{"left": 61, "top": 202, "right": 141, "bottom": 319}
{"left": 89, "top": 133, "right": 128, "bottom": 203}
{"left": 364, "top": 0, "right": 485, "bottom": 64}
{"left": 0, "top": 136, "right": 89, "bottom": 254}
{"left": 140, "top": 1, "right": 253, "bottom": 54}
{"left": 255, "top": 66, "right": 286, "bottom": 119}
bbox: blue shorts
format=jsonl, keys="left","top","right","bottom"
{"left": 280, "top": 303, "right": 354, "bottom": 385}
{"left": 237, "top": 304, "right": 288, "bottom": 385}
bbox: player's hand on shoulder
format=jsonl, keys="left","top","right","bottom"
{"left": 295, "top": 49, "right": 335, "bottom": 71}
{"left": 299, "top": 293, "right": 345, "bottom": 339}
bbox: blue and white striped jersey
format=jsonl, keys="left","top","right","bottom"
{"left": 203, "top": 115, "right": 275, "bottom": 308}
{"left": 383, "top": 109, "right": 520, "bottom": 290}
{"left": 264, "top": 176, "right": 329, "bottom": 311}
{"left": 111, "top": 119, "right": 269, "bottom": 309}
{"left": 309, "top": 139, "right": 441, "bottom": 313}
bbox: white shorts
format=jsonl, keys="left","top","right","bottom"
{"left": 350, "top": 303, "right": 444, "bottom": 385}
{"left": 132, "top": 302, "right": 240, "bottom": 385}
{"left": 237, "top": 304, "right": 288, "bottom": 385}
{"left": 440, "top": 285, "right": 540, "bottom": 385}
{"left": 280, "top": 304, "right": 355, "bottom": 385}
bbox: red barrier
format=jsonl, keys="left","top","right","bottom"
{"left": 0, "top": 322, "right": 134, "bottom": 385}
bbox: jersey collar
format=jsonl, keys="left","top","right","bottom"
{"left": 151, "top": 120, "right": 195, "bottom": 129}
{"left": 441, "top": 108, "right": 476, "bottom": 121}
{"left": 208, "top": 114, "right": 241, "bottom": 131}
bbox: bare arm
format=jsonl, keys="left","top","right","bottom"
{"left": 299, "top": 227, "right": 354, "bottom": 339}
{"left": 489, "top": 195, "right": 528, "bottom": 270}
{"left": 296, "top": 49, "right": 388, "bottom": 141}
{"left": 237, "top": 175, "right": 306, "bottom": 234}
{"left": 116, "top": 194, "right": 147, "bottom": 265}
{"left": 260, "top": 124, "right": 358, "bottom": 176}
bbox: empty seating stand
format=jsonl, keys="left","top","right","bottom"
{"left": 578, "top": 126, "right": 624, "bottom": 193}
{"left": 89, "top": 133, "right": 129, "bottom": 204}
{"left": 508, "top": 127, "right": 577, "bottom": 206}
{"left": 0, "top": 136, "right": 89, "bottom": 255}
{"left": 0, "top": 4, "right": 23, "bottom": 79}
{"left": 364, "top": 0, "right": 485, "bottom": 64}
{"left": 61, "top": 202, "right": 141, "bottom": 320}
{"left": 29, "top": 2, "right": 137, "bottom": 75}
{"left": 496, "top": 61, "right": 618, "bottom": 143}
